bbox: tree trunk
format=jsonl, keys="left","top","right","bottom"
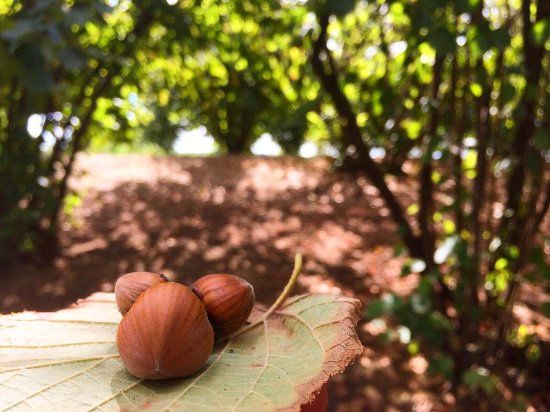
{"left": 310, "top": 14, "right": 424, "bottom": 261}
{"left": 500, "top": 0, "right": 547, "bottom": 244}
{"left": 418, "top": 55, "right": 444, "bottom": 270}
{"left": 49, "top": 76, "right": 111, "bottom": 227}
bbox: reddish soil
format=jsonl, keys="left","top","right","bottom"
{"left": 1, "top": 154, "right": 545, "bottom": 411}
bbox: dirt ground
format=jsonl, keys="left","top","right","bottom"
{"left": 0, "top": 154, "right": 543, "bottom": 411}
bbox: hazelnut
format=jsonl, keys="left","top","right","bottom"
{"left": 116, "top": 282, "right": 214, "bottom": 379}
{"left": 114, "top": 271, "right": 168, "bottom": 315}
{"left": 190, "top": 274, "right": 255, "bottom": 336}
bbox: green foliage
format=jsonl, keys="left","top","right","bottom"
{"left": 315, "top": 0, "right": 550, "bottom": 405}
{"left": 1, "top": 0, "right": 548, "bottom": 406}
{"left": 429, "top": 355, "right": 455, "bottom": 379}
{"left": 462, "top": 367, "right": 499, "bottom": 395}
{"left": 0, "top": 0, "right": 110, "bottom": 261}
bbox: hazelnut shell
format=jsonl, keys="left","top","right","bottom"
{"left": 114, "top": 272, "right": 168, "bottom": 315}
{"left": 116, "top": 282, "right": 214, "bottom": 379}
{"left": 190, "top": 274, "right": 255, "bottom": 336}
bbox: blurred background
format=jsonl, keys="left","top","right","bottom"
{"left": 0, "top": 0, "right": 549, "bottom": 410}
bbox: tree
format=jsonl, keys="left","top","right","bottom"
{"left": 1, "top": 0, "right": 547, "bottom": 404}
{"left": 307, "top": 0, "right": 549, "bottom": 406}
{"left": 167, "top": 0, "right": 315, "bottom": 154}
{"left": 0, "top": 0, "right": 317, "bottom": 262}
{"left": 0, "top": 0, "right": 191, "bottom": 261}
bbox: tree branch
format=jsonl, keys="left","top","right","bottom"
{"left": 500, "top": 0, "right": 547, "bottom": 244}
{"left": 47, "top": 69, "right": 99, "bottom": 175}
{"left": 49, "top": 76, "right": 112, "bottom": 226}
{"left": 449, "top": 48, "right": 464, "bottom": 232}
{"left": 466, "top": 56, "right": 491, "bottom": 311}
{"left": 418, "top": 54, "right": 444, "bottom": 269}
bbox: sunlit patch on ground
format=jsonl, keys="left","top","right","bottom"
{"left": 299, "top": 274, "right": 343, "bottom": 295}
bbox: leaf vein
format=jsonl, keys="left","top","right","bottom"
{"left": 0, "top": 354, "right": 119, "bottom": 373}
{"left": 162, "top": 339, "right": 231, "bottom": 411}
{"left": 86, "top": 378, "right": 143, "bottom": 411}
{"left": 232, "top": 321, "right": 269, "bottom": 411}
{"left": 4, "top": 357, "right": 109, "bottom": 410}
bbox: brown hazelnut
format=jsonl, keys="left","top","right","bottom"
{"left": 116, "top": 282, "right": 214, "bottom": 379}
{"left": 114, "top": 272, "right": 168, "bottom": 315}
{"left": 190, "top": 274, "right": 255, "bottom": 336}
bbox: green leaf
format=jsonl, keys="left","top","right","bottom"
{"left": 470, "top": 83, "right": 482, "bottom": 97}
{"left": 541, "top": 302, "right": 550, "bottom": 318}
{"left": 426, "top": 27, "right": 455, "bottom": 54}
{"left": 532, "top": 128, "right": 550, "bottom": 151}
{"left": 401, "top": 119, "right": 422, "bottom": 140}
{"left": 428, "top": 354, "right": 454, "bottom": 379}
{"left": 462, "top": 149, "right": 477, "bottom": 171}
{"left": 462, "top": 368, "right": 497, "bottom": 395}
{"left": 366, "top": 294, "right": 404, "bottom": 318}
{"left": 366, "top": 300, "right": 386, "bottom": 318}
{"left": 0, "top": 293, "right": 362, "bottom": 411}
{"left": 0, "top": 19, "right": 40, "bottom": 43}
{"left": 532, "top": 19, "right": 549, "bottom": 46}
{"left": 442, "top": 219, "right": 456, "bottom": 235}
{"left": 488, "top": 27, "right": 510, "bottom": 49}
{"left": 495, "top": 257, "right": 508, "bottom": 271}
{"left": 531, "top": 247, "right": 550, "bottom": 280}
{"left": 500, "top": 83, "right": 516, "bottom": 103}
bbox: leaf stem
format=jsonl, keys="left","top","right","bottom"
{"left": 227, "top": 253, "right": 303, "bottom": 339}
